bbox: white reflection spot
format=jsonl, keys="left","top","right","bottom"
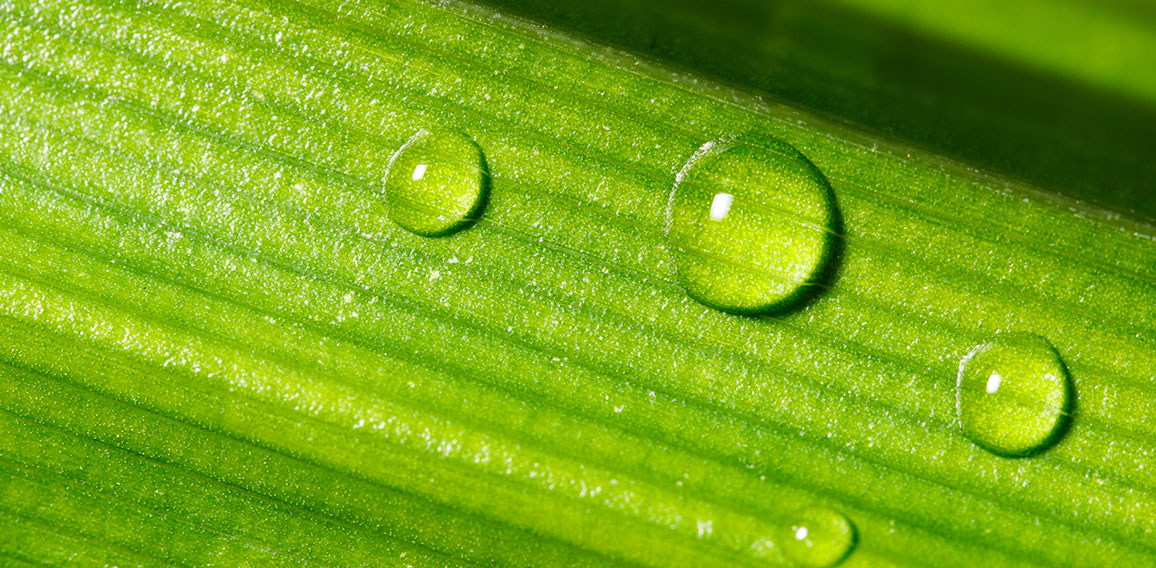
{"left": 795, "top": 526, "right": 809, "bottom": 540}
{"left": 697, "top": 519, "right": 713, "bottom": 537}
{"left": 986, "top": 371, "right": 1003, "bottom": 394}
{"left": 709, "top": 192, "right": 734, "bottom": 221}
{"left": 412, "top": 164, "right": 428, "bottom": 181}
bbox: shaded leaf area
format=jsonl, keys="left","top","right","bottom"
{"left": 478, "top": 0, "right": 1156, "bottom": 221}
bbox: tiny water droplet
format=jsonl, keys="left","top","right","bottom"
{"left": 383, "top": 129, "right": 490, "bottom": 237}
{"left": 957, "top": 333, "right": 1072, "bottom": 457}
{"left": 665, "top": 134, "right": 838, "bottom": 315}
{"left": 778, "top": 507, "right": 856, "bottom": 567}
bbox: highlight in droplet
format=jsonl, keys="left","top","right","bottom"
{"left": 957, "top": 333, "right": 1072, "bottom": 457}
{"left": 665, "top": 134, "right": 839, "bottom": 315}
{"left": 709, "top": 192, "right": 734, "bottom": 221}
{"left": 383, "top": 129, "right": 490, "bottom": 237}
{"left": 778, "top": 507, "right": 857, "bottom": 567}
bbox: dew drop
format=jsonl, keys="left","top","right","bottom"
{"left": 383, "top": 129, "right": 490, "bottom": 237}
{"left": 778, "top": 507, "right": 856, "bottom": 567}
{"left": 665, "top": 134, "right": 838, "bottom": 315}
{"left": 957, "top": 333, "right": 1072, "bottom": 457}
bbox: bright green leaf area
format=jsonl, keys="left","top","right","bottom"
{"left": 0, "top": 0, "right": 1154, "bottom": 566}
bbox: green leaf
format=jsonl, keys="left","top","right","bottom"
{"left": 478, "top": 0, "right": 1156, "bottom": 221}
{"left": 0, "top": 0, "right": 1153, "bottom": 566}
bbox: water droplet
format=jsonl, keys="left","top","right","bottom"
{"left": 778, "top": 507, "right": 856, "bottom": 567}
{"left": 383, "top": 129, "right": 490, "bottom": 237}
{"left": 665, "top": 134, "right": 838, "bottom": 315}
{"left": 957, "top": 333, "right": 1072, "bottom": 457}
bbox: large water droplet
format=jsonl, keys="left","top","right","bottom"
{"left": 778, "top": 507, "right": 856, "bottom": 567}
{"left": 957, "top": 333, "right": 1072, "bottom": 457}
{"left": 665, "top": 134, "right": 838, "bottom": 315}
{"left": 383, "top": 129, "right": 490, "bottom": 237}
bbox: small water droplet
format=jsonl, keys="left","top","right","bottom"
{"left": 665, "top": 134, "right": 838, "bottom": 315}
{"left": 957, "top": 333, "right": 1072, "bottom": 457}
{"left": 383, "top": 129, "right": 490, "bottom": 237}
{"left": 778, "top": 507, "right": 856, "bottom": 567}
